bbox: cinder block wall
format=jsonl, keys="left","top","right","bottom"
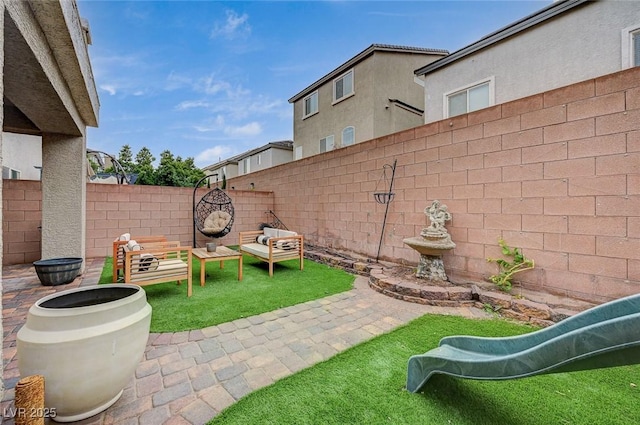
{"left": 3, "top": 67, "right": 638, "bottom": 302}
{"left": 226, "top": 67, "right": 640, "bottom": 303}
{"left": 2, "top": 179, "right": 42, "bottom": 265}
{"left": 85, "top": 185, "right": 274, "bottom": 258}
{"left": 3, "top": 182, "right": 274, "bottom": 263}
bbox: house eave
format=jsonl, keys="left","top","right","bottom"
{"left": 202, "top": 141, "right": 293, "bottom": 170}
{"left": 414, "top": 0, "right": 589, "bottom": 76}
{"left": 289, "top": 44, "right": 448, "bottom": 103}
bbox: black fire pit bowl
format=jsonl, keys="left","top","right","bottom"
{"left": 33, "top": 257, "right": 83, "bottom": 286}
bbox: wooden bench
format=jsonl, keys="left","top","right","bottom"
{"left": 123, "top": 240, "right": 193, "bottom": 297}
{"left": 239, "top": 228, "right": 304, "bottom": 277}
{"left": 112, "top": 234, "right": 167, "bottom": 282}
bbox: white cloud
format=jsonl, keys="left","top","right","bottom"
{"left": 211, "top": 10, "right": 251, "bottom": 40}
{"left": 100, "top": 84, "right": 117, "bottom": 95}
{"left": 224, "top": 122, "right": 262, "bottom": 137}
{"left": 176, "top": 100, "right": 211, "bottom": 111}
{"left": 195, "top": 145, "right": 234, "bottom": 165}
{"left": 165, "top": 71, "right": 193, "bottom": 91}
{"left": 193, "top": 115, "right": 226, "bottom": 133}
{"left": 200, "top": 75, "right": 231, "bottom": 95}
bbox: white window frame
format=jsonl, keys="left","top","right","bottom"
{"left": 294, "top": 145, "right": 303, "bottom": 160}
{"left": 319, "top": 135, "right": 334, "bottom": 153}
{"left": 303, "top": 91, "right": 318, "bottom": 119}
{"left": 2, "top": 166, "right": 20, "bottom": 179}
{"left": 443, "top": 76, "right": 495, "bottom": 118}
{"left": 244, "top": 157, "right": 250, "bottom": 174}
{"left": 622, "top": 24, "right": 640, "bottom": 69}
{"left": 342, "top": 126, "right": 355, "bottom": 147}
{"left": 333, "top": 69, "right": 354, "bottom": 104}
{"left": 257, "top": 154, "right": 262, "bottom": 165}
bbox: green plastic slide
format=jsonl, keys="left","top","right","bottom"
{"left": 407, "top": 293, "right": 640, "bottom": 393}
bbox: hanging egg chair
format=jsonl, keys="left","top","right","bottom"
{"left": 192, "top": 174, "right": 235, "bottom": 247}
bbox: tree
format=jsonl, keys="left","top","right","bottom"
{"left": 154, "top": 150, "right": 177, "bottom": 186}
{"left": 106, "top": 145, "right": 205, "bottom": 187}
{"left": 117, "top": 145, "right": 135, "bottom": 174}
{"left": 134, "top": 147, "right": 156, "bottom": 185}
{"left": 154, "top": 150, "right": 205, "bottom": 187}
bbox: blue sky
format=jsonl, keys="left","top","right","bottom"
{"left": 79, "top": 0, "right": 550, "bottom": 167}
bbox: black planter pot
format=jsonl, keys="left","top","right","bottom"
{"left": 33, "top": 257, "right": 83, "bottom": 286}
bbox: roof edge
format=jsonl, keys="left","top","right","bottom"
{"left": 202, "top": 140, "right": 293, "bottom": 170}
{"left": 415, "top": 0, "right": 589, "bottom": 76}
{"left": 289, "top": 44, "right": 448, "bottom": 103}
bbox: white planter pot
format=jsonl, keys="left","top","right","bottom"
{"left": 17, "top": 284, "right": 152, "bottom": 422}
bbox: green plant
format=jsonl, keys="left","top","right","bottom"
{"left": 483, "top": 303, "right": 503, "bottom": 316}
{"left": 487, "top": 238, "right": 535, "bottom": 292}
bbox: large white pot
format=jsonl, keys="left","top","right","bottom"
{"left": 17, "top": 284, "right": 152, "bottom": 422}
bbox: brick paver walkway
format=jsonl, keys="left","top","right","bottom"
{"left": 2, "top": 258, "right": 488, "bottom": 425}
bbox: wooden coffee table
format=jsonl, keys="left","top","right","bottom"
{"left": 192, "top": 246, "right": 243, "bottom": 286}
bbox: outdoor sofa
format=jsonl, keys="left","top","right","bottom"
{"left": 239, "top": 227, "right": 304, "bottom": 277}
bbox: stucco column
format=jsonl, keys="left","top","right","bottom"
{"left": 41, "top": 133, "right": 86, "bottom": 267}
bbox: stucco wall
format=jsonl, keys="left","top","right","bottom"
{"left": 1, "top": 132, "right": 42, "bottom": 180}
{"left": 422, "top": 0, "right": 640, "bottom": 122}
{"left": 293, "top": 58, "right": 375, "bottom": 158}
{"left": 293, "top": 50, "right": 444, "bottom": 158}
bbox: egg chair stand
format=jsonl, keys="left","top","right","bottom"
{"left": 192, "top": 174, "right": 235, "bottom": 248}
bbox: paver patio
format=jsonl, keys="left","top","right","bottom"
{"left": 2, "top": 258, "right": 488, "bottom": 425}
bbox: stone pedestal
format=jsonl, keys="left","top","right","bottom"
{"left": 403, "top": 200, "right": 456, "bottom": 282}
{"left": 403, "top": 235, "right": 456, "bottom": 281}
{"left": 416, "top": 255, "right": 448, "bottom": 281}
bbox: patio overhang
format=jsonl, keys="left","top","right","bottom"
{"left": 3, "top": 0, "right": 99, "bottom": 136}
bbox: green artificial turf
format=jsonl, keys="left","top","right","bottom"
{"left": 209, "top": 314, "right": 640, "bottom": 425}
{"left": 99, "top": 254, "right": 354, "bottom": 332}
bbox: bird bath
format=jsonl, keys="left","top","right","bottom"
{"left": 403, "top": 200, "right": 456, "bottom": 281}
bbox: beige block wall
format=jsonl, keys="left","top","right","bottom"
{"left": 2, "top": 181, "right": 274, "bottom": 263}
{"left": 85, "top": 185, "right": 274, "bottom": 258}
{"left": 2, "top": 179, "right": 42, "bottom": 265}
{"left": 227, "top": 67, "right": 640, "bottom": 303}
{"left": 3, "top": 67, "right": 639, "bottom": 303}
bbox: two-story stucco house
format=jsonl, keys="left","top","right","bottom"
{"left": 202, "top": 140, "right": 293, "bottom": 185}
{"left": 288, "top": 44, "right": 448, "bottom": 159}
{"left": 415, "top": 0, "right": 640, "bottom": 123}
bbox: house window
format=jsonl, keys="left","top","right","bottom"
{"left": 320, "top": 135, "right": 334, "bottom": 153}
{"left": 622, "top": 25, "right": 640, "bottom": 68}
{"left": 445, "top": 78, "right": 493, "bottom": 118}
{"left": 257, "top": 154, "right": 262, "bottom": 165}
{"left": 333, "top": 69, "right": 354, "bottom": 103}
{"left": 303, "top": 91, "right": 318, "bottom": 118}
{"left": 294, "top": 146, "right": 303, "bottom": 160}
{"left": 2, "top": 166, "right": 20, "bottom": 179}
{"left": 244, "top": 158, "right": 250, "bottom": 174}
{"left": 342, "top": 126, "right": 355, "bottom": 147}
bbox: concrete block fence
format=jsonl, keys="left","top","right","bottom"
{"left": 3, "top": 67, "right": 639, "bottom": 303}
{"left": 225, "top": 67, "right": 640, "bottom": 304}
{"left": 3, "top": 182, "right": 274, "bottom": 263}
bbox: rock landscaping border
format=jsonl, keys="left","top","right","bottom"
{"left": 304, "top": 245, "right": 586, "bottom": 328}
